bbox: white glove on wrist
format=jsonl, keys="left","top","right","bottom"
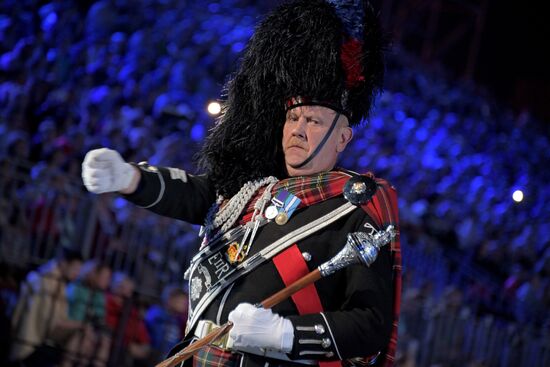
{"left": 228, "top": 303, "right": 294, "bottom": 353}
{"left": 82, "top": 148, "right": 138, "bottom": 194}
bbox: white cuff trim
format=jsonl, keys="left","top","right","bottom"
{"left": 138, "top": 168, "right": 165, "bottom": 209}
{"left": 320, "top": 312, "right": 342, "bottom": 360}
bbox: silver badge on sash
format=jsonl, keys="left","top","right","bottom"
{"left": 190, "top": 278, "right": 203, "bottom": 301}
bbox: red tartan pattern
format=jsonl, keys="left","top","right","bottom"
{"left": 274, "top": 171, "right": 352, "bottom": 207}
{"left": 193, "top": 345, "right": 241, "bottom": 367}
{"left": 239, "top": 171, "right": 352, "bottom": 224}
{"left": 361, "top": 179, "right": 401, "bottom": 367}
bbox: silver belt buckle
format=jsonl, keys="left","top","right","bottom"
{"left": 194, "top": 320, "right": 233, "bottom": 350}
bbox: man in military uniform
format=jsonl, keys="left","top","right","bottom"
{"left": 82, "top": 1, "right": 401, "bottom": 367}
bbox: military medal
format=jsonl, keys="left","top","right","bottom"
{"left": 266, "top": 189, "right": 301, "bottom": 225}
{"left": 275, "top": 212, "right": 289, "bottom": 225}
{"left": 343, "top": 175, "right": 377, "bottom": 205}
{"left": 265, "top": 205, "right": 279, "bottom": 220}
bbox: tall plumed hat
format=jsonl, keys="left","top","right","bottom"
{"left": 199, "top": 0, "right": 386, "bottom": 197}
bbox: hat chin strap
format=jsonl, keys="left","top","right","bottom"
{"left": 289, "top": 112, "right": 341, "bottom": 169}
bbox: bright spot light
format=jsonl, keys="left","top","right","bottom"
{"left": 207, "top": 101, "right": 221, "bottom": 115}
{"left": 512, "top": 190, "right": 524, "bottom": 203}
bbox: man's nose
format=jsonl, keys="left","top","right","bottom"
{"left": 291, "top": 117, "right": 307, "bottom": 139}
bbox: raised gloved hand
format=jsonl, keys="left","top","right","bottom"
{"left": 82, "top": 148, "right": 139, "bottom": 194}
{"left": 228, "top": 303, "right": 294, "bottom": 353}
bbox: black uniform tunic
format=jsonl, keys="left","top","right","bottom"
{"left": 124, "top": 164, "right": 394, "bottom": 365}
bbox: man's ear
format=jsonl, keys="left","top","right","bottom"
{"left": 336, "top": 125, "right": 353, "bottom": 152}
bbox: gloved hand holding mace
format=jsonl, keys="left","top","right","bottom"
{"left": 156, "top": 225, "right": 397, "bottom": 367}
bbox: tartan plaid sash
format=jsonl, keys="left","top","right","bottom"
{"left": 361, "top": 179, "right": 401, "bottom": 367}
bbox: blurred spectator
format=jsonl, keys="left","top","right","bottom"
{"left": 514, "top": 273, "right": 546, "bottom": 327}
{"left": 67, "top": 260, "right": 111, "bottom": 324}
{"left": 0, "top": 262, "right": 20, "bottom": 365}
{"left": 10, "top": 247, "right": 83, "bottom": 367}
{"left": 106, "top": 272, "right": 151, "bottom": 367}
{"left": 145, "top": 285, "right": 188, "bottom": 358}
{"left": 64, "top": 260, "right": 112, "bottom": 367}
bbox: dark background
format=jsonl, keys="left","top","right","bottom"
{"left": 368, "top": 0, "right": 550, "bottom": 121}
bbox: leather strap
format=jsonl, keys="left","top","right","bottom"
{"left": 289, "top": 112, "right": 342, "bottom": 169}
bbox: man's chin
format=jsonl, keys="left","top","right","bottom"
{"left": 285, "top": 162, "right": 313, "bottom": 177}
{"left": 285, "top": 158, "right": 306, "bottom": 169}
{"left": 284, "top": 151, "right": 307, "bottom": 164}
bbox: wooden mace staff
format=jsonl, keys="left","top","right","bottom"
{"left": 156, "top": 225, "right": 397, "bottom": 367}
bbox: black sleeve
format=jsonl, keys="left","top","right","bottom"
{"left": 286, "top": 213, "right": 394, "bottom": 361}
{"left": 122, "top": 162, "right": 217, "bottom": 225}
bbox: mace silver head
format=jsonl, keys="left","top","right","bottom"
{"left": 318, "top": 225, "right": 397, "bottom": 277}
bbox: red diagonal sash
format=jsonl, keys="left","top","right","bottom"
{"left": 273, "top": 245, "right": 342, "bottom": 367}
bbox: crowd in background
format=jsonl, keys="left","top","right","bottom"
{"left": 1, "top": 0, "right": 549, "bottom": 366}
{"left": 3, "top": 246, "right": 187, "bottom": 367}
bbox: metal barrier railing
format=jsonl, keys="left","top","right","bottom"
{"left": 399, "top": 303, "right": 550, "bottom": 367}
{"left": 0, "top": 160, "right": 201, "bottom": 297}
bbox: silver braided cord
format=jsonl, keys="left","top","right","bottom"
{"left": 234, "top": 179, "right": 279, "bottom": 260}
{"left": 213, "top": 176, "right": 278, "bottom": 234}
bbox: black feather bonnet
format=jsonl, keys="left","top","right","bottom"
{"left": 198, "top": 0, "right": 386, "bottom": 197}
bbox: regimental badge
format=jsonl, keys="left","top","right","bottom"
{"left": 343, "top": 175, "right": 377, "bottom": 205}
{"left": 226, "top": 241, "right": 246, "bottom": 264}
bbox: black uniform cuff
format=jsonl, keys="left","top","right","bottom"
{"left": 287, "top": 313, "right": 340, "bottom": 361}
{"left": 122, "top": 162, "right": 166, "bottom": 208}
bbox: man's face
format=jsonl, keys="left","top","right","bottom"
{"left": 94, "top": 267, "right": 112, "bottom": 291}
{"left": 117, "top": 278, "right": 135, "bottom": 298}
{"left": 282, "top": 105, "right": 353, "bottom": 177}
{"left": 168, "top": 293, "right": 188, "bottom": 315}
{"left": 62, "top": 260, "right": 82, "bottom": 282}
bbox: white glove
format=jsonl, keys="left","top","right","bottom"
{"left": 228, "top": 303, "right": 294, "bottom": 353}
{"left": 82, "top": 148, "right": 138, "bottom": 194}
